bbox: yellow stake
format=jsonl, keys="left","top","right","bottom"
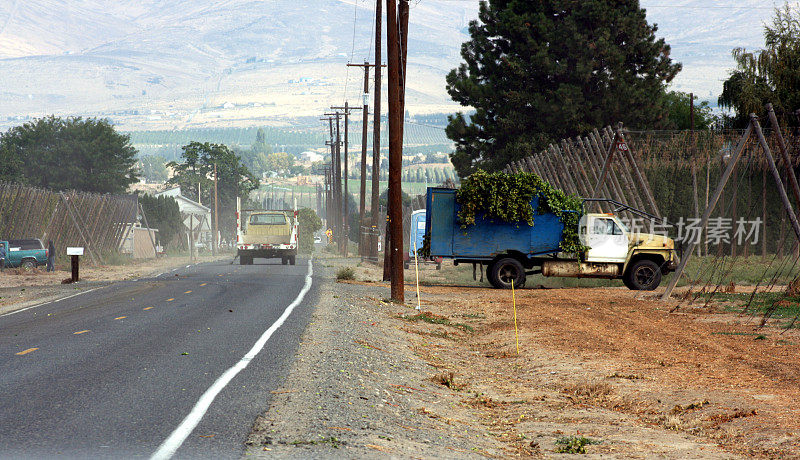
{"left": 413, "top": 249, "right": 421, "bottom": 311}
{"left": 512, "top": 279, "right": 519, "bottom": 355}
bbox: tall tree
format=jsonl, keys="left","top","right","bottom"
{"left": 167, "top": 142, "right": 259, "bottom": 239}
{"left": 719, "top": 3, "right": 800, "bottom": 127}
{"left": 0, "top": 116, "right": 139, "bottom": 193}
{"left": 446, "top": 0, "right": 681, "bottom": 177}
{"left": 663, "top": 91, "right": 717, "bottom": 130}
{"left": 139, "top": 194, "right": 184, "bottom": 249}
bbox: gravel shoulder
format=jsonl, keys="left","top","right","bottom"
{"left": 245, "top": 257, "right": 756, "bottom": 458}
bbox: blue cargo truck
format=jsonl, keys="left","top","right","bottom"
{"left": 424, "top": 187, "right": 678, "bottom": 290}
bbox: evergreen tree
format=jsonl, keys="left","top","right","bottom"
{"left": 446, "top": 0, "right": 681, "bottom": 177}
{"left": 139, "top": 194, "right": 184, "bottom": 249}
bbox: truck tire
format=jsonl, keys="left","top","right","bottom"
{"left": 281, "top": 257, "right": 288, "bottom": 265}
{"left": 240, "top": 255, "right": 253, "bottom": 265}
{"left": 489, "top": 258, "right": 525, "bottom": 289}
{"left": 20, "top": 259, "right": 36, "bottom": 271}
{"left": 625, "top": 259, "right": 662, "bottom": 290}
{"left": 289, "top": 255, "right": 296, "bottom": 265}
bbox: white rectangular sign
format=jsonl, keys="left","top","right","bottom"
{"left": 67, "top": 247, "right": 84, "bottom": 256}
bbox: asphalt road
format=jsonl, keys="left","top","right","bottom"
{"left": 0, "top": 257, "right": 320, "bottom": 459}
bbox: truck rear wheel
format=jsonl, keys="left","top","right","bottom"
{"left": 625, "top": 259, "right": 662, "bottom": 290}
{"left": 289, "top": 255, "right": 296, "bottom": 265}
{"left": 20, "top": 259, "right": 36, "bottom": 271}
{"left": 240, "top": 255, "right": 253, "bottom": 265}
{"left": 489, "top": 258, "right": 525, "bottom": 289}
{"left": 281, "top": 257, "right": 288, "bottom": 265}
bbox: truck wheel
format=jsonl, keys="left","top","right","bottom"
{"left": 240, "top": 255, "right": 252, "bottom": 265}
{"left": 21, "top": 259, "right": 36, "bottom": 271}
{"left": 489, "top": 258, "right": 525, "bottom": 289}
{"left": 289, "top": 256, "right": 296, "bottom": 265}
{"left": 281, "top": 257, "right": 288, "bottom": 265}
{"left": 625, "top": 259, "right": 662, "bottom": 290}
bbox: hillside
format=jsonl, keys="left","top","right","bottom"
{"left": 0, "top": 0, "right": 785, "bottom": 131}
{"left": 0, "top": 0, "right": 477, "bottom": 130}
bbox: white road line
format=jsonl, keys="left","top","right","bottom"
{"left": 151, "top": 260, "right": 314, "bottom": 460}
{"left": 0, "top": 287, "right": 103, "bottom": 318}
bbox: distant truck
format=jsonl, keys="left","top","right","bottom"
{"left": 236, "top": 197, "right": 298, "bottom": 265}
{"left": 404, "top": 209, "right": 442, "bottom": 270}
{"left": 0, "top": 239, "right": 48, "bottom": 270}
{"left": 424, "top": 188, "right": 678, "bottom": 290}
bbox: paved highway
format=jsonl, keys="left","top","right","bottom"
{"left": 0, "top": 258, "right": 318, "bottom": 459}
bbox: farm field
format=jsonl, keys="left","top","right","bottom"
{"left": 294, "top": 257, "right": 800, "bottom": 457}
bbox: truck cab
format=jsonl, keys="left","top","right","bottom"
{"left": 0, "top": 239, "right": 48, "bottom": 270}
{"left": 496, "top": 212, "right": 677, "bottom": 290}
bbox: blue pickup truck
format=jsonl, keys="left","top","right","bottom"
{"left": 424, "top": 187, "right": 678, "bottom": 290}
{"left": 1, "top": 239, "right": 48, "bottom": 270}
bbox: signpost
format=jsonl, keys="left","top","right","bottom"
{"left": 66, "top": 247, "right": 84, "bottom": 283}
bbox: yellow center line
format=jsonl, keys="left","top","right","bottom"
{"left": 143, "top": 307, "right": 153, "bottom": 310}
{"left": 166, "top": 298, "right": 175, "bottom": 302}
{"left": 73, "top": 330, "right": 90, "bottom": 335}
{"left": 114, "top": 316, "right": 127, "bottom": 320}
{"left": 16, "top": 348, "right": 38, "bottom": 355}
{"left": 184, "top": 290, "right": 192, "bottom": 294}
{"left": 199, "top": 283, "right": 207, "bottom": 287}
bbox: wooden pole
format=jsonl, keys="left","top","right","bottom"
{"left": 387, "top": 0, "right": 405, "bottom": 301}
{"left": 214, "top": 162, "right": 219, "bottom": 255}
{"left": 359, "top": 63, "right": 370, "bottom": 256}
{"left": 751, "top": 115, "right": 800, "bottom": 243}
{"left": 371, "top": 0, "right": 383, "bottom": 263}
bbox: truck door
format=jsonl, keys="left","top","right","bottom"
{"left": 584, "top": 216, "right": 628, "bottom": 263}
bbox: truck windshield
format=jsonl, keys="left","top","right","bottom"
{"left": 250, "top": 214, "right": 286, "bottom": 225}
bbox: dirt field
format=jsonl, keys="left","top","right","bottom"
{"left": 287, "top": 258, "right": 800, "bottom": 458}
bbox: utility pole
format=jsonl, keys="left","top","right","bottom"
{"left": 189, "top": 213, "right": 195, "bottom": 263}
{"left": 331, "top": 103, "right": 364, "bottom": 257}
{"left": 386, "top": 0, "right": 409, "bottom": 301}
{"left": 347, "top": 61, "right": 386, "bottom": 259}
{"left": 213, "top": 163, "right": 219, "bottom": 255}
{"left": 323, "top": 113, "right": 343, "bottom": 253}
{"left": 371, "top": 0, "right": 383, "bottom": 264}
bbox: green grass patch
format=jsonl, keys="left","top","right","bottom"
{"left": 401, "top": 311, "right": 474, "bottom": 333}
{"left": 555, "top": 435, "right": 601, "bottom": 454}
{"left": 698, "top": 291, "right": 800, "bottom": 317}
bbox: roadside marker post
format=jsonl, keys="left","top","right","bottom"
{"left": 66, "top": 247, "right": 84, "bottom": 283}
{"left": 413, "top": 249, "right": 421, "bottom": 311}
{"left": 512, "top": 279, "right": 519, "bottom": 355}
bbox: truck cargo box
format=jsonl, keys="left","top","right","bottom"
{"left": 425, "top": 188, "right": 566, "bottom": 260}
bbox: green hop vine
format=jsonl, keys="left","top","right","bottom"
{"left": 455, "top": 169, "right": 588, "bottom": 254}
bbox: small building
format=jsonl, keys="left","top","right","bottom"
{"left": 156, "top": 187, "right": 213, "bottom": 247}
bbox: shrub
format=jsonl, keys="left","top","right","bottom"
{"left": 336, "top": 267, "right": 355, "bottom": 281}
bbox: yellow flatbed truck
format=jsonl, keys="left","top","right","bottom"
{"left": 236, "top": 197, "right": 298, "bottom": 265}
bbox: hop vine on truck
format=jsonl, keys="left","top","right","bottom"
{"left": 422, "top": 170, "right": 679, "bottom": 291}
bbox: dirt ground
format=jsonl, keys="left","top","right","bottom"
{"left": 0, "top": 253, "right": 232, "bottom": 315}
{"left": 249, "top": 256, "right": 799, "bottom": 458}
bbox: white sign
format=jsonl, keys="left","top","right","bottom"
{"left": 67, "top": 247, "right": 84, "bottom": 256}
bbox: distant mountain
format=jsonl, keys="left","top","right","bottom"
{"left": 0, "top": 1, "right": 784, "bottom": 130}
{"left": 0, "top": 0, "right": 478, "bottom": 130}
